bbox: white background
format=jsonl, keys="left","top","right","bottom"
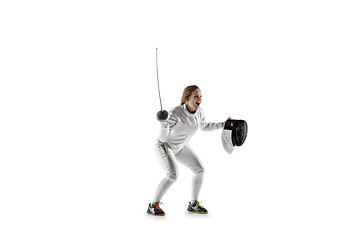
{"left": 1, "top": 0, "right": 360, "bottom": 239}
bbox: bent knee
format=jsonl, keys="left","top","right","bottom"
{"left": 166, "top": 171, "right": 179, "bottom": 182}
{"left": 194, "top": 167, "right": 204, "bottom": 175}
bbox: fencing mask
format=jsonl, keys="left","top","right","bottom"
{"left": 221, "top": 119, "right": 248, "bottom": 154}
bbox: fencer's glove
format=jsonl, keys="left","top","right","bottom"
{"left": 156, "top": 111, "right": 169, "bottom": 128}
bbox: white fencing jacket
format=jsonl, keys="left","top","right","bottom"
{"left": 157, "top": 104, "right": 223, "bottom": 155}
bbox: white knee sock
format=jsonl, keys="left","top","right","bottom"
{"left": 191, "top": 171, "right": 204, "bottom": 202}
{"left": 152, "top": 176, "right": 176, "bottom": 204}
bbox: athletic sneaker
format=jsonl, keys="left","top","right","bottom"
{"left": 187, "top": 200, "right": 208, "bottom": 214}
{"left": 147, "top": 202, "right": 165, "bottom": 216}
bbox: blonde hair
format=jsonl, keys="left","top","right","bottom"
{"left": 180, "top": 85, "right": 200, "bottom": 105}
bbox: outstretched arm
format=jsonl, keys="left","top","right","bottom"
{"left": 199, "top": 109, "right": 228, "bottom": 131}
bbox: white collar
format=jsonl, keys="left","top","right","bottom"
{"left": 181, "top": 104, "right": 197, "bottom": 118}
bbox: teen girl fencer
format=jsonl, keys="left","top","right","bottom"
{"left": 147, "top": 85, "right": 230, "bottom": 216}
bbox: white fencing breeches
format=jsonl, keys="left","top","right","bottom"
{"left": 152, "top": 143, "right": 204, "bottom": 204}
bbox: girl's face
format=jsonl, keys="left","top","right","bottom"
{"left": 186, "top": 89, "right": 202, "bottom": 112}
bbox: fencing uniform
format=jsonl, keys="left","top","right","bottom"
{"left": 152, "top": 104, "right": 223, "bottom": 204}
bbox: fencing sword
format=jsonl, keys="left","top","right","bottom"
{"left": 156, "top": 48, "right": 169, "bottom": 120}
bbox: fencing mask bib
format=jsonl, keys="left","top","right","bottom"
{"left": 221, "top": 119, "right": 248, "bottom": 154}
